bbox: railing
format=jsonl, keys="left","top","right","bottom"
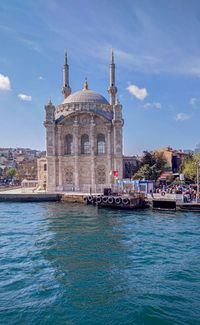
{"left": 147, "top": 193, "right": 183, "bottom": 202}
{"left": 62, "top": 184, "right": 108, "bottom": 193}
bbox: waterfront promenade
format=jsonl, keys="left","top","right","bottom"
{"left": 0, "top": 188, "right": 92, "bottom": 203}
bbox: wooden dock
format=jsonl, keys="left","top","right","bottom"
{"left": 85, "top": 194, "right": 146, "bottom": 209}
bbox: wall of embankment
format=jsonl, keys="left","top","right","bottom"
{"left": 0, "top": 193, "right": 62, "bottom": 202}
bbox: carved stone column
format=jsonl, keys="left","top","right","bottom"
{"left": 57, "top": 125, "right": 63, "bottom": 190}
{"left": 90, "top": 115, "right": 95, "bottom": 192}
{"left": 73, "top": 116, "right": 79, "bottom": 191}
{"left": 45, "top": 124, "right": 57, "bottom": 191}
{"left": 107, "top": 127, "right": 112, "bottom": 187}
{"left": 113, "top": 121, "right": 123, "bottom": 183}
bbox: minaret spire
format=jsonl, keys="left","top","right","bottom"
{"left": 108, "top": 48, "right": 117, "bottom": 105}
{"left": 64, "top": 48, "right": 67, "bottom": 65}
{"left": 111, "top": 48, "right": 114, "bottom": 64}
{"left": 61, "top": 49, "right": 71, "bottom": 99}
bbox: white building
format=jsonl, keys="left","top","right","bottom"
{"left": 38, "top": 50, "right": 124, "bottom": 192}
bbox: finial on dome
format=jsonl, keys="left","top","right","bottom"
{"left": 116, "top": 96, "right": 119, "bottom": 104}
{"left": 48, "top": 96, "right": 52, "bottom": 105}
{"left": 84, "top": 77, "right": 88, "bottom": 90}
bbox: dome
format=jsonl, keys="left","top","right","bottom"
{"left": 63, "top": 89, "right": 109, "bottom": 105}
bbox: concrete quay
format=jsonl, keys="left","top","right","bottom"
{"left": 0, "top": 192, "right": 62, "bottom": 202}
{"left": 0, "top": 188, "right": 91, "bottom": 203}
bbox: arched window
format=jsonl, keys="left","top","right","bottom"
{"left": 97, "top": 134, "right": 105, "bottom": 154}
{"left": 64, "top": 134, "right": 73, "bottom": 155}
{"left": 81, "top": 134, "right": 90, "bottom": 154}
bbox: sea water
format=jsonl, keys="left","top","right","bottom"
{"left": 0, "top": 202, "right": 200, "bottom": 325}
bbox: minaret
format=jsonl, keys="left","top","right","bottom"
{"left": 107, "top": 49, "right": 117, "bottom": 105}
{"left": 44, "top": 96, "right": 55, "bottom": 123}
{"left": 61, "top": 49, "right": 71, "bottom": 99}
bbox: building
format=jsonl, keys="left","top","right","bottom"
{"left": 156, "top": 147, "right": 188, "bottom": 183}
{"left": 123, "top": 155, "right": 138, "bottom": 179}
{"left": 156, "top": 147, "right": 188, "bottom": 173}
{"left": 38, "top": 50, "right": 124, "bottom": 192}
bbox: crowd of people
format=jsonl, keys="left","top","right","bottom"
{"left": 155, "top": 183, "right": 198, "bottom": 202}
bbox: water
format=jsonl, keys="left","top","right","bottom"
{"left": 0, "top": 202, "right": 200, "bottom": 325}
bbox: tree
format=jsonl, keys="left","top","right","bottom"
{"left": 141, "top": 151, "right": 155, "bottom": 166}
{"left": 131, "top": 151, "right": 166, "bottom": 181}
{"left": 132, "top": 164, "right": 152, "bottom": 180}
{"left": 154, "top": 151, "right": 166, "bottom": 170}
{"left": 180, "top": 152, "right": 200, "bottom": 182}
{"left": 6, "top": 168, "right": 16, "bottom": 179}
{"left": 15, "top": 161, "right": 37, "bottom": 181}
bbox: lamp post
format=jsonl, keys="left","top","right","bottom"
{"left": 196, "top": 160, "right": 200, "bottom": 203}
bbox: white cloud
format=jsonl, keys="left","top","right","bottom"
{"left": 18, "top": 93, "right": 32, "bottom": 101}
{"left": 143, "top": 102, "right": 152, "bottom": 108}
{"left": 190, "top": 97, "right": 196, "bottom": 105}
{"left": 0, "top": 73, "right": 11, "bottom": 90}
{"left": 38, "top": 76, "right": 44, "bottom": 80}
{"left": 127, "top": 85, "right": 148, "bottom": 100}
{"left": 19, "top": 38, "right": 41, "bottom": 52}
{"left": 144, "top": 102, "right": 162, "bottom": 109}
{"left": 154, "top": 102, "right": 162, "bottom": 109}
{"left": 175, "top": 113, "right": 190, "bottom": 121}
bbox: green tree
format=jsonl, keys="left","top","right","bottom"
{"left": 179, "top": 152, "right": 193, "bottom": 174}
{"left": 15, "top": 161, "right": 37, "bottom": 181}
{"left": 132, "top": 164, "right": 152, "bottom": 180}
{"left": 180, "top": 152, "right": 200, "bottom": 182}
{"left": 132, "top": 151, "right": 166, "bottom": 181}
{"left": 141, "top": 151, "right": 155, "bottom": 166}
{"left": 155, "top": 151, "right": 166, "bottom": 170}
{"left": 6, "top": 168, "right": 16, "bottom": 179}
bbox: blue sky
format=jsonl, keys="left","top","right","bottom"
{"left": 0, "top": 0, "right": 200, "bottom": 154}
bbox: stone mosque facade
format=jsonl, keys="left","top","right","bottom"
{"left": 37, "top": 50, "right": 124, "bottom": 192}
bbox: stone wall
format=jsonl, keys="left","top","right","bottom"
{"left": 37, "top": 157, "right": 47, "bottom": 189}
{"left": 43, "top": 104, "right": 123, "bottom": 193}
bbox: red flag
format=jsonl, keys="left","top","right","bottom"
{"left": 113, "top": 171, "right": 118, "bottom": 177}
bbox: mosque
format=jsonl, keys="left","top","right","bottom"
{"left": 37, "top": 50, "right": 124, "bottom": 192}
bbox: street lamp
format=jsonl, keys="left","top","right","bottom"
{"left": 195, "top": 160, "right": 200, "bottom": 203}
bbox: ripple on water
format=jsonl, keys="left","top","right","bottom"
{"left": 0, "top": 202, "right": 200, "bottom": 325}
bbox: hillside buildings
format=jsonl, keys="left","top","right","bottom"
{"left": 0, "top": 147, "right": 44, "bottom": 177}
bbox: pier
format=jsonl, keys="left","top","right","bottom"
{"left": 147, "top": 193, "right": 200, "bottom": 211}
{"left": 1, "top": 187, "right": 200, "bottom": 211}
{"left": 85, "top": 193, "right": 146, "bottom": 209}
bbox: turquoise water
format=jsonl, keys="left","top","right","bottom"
{"left": 0, "top": 202, "right": 200, "bottom": 325}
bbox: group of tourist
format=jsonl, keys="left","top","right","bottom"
{"left": 155, "top": 184, "right": 198, "bottom": 202}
